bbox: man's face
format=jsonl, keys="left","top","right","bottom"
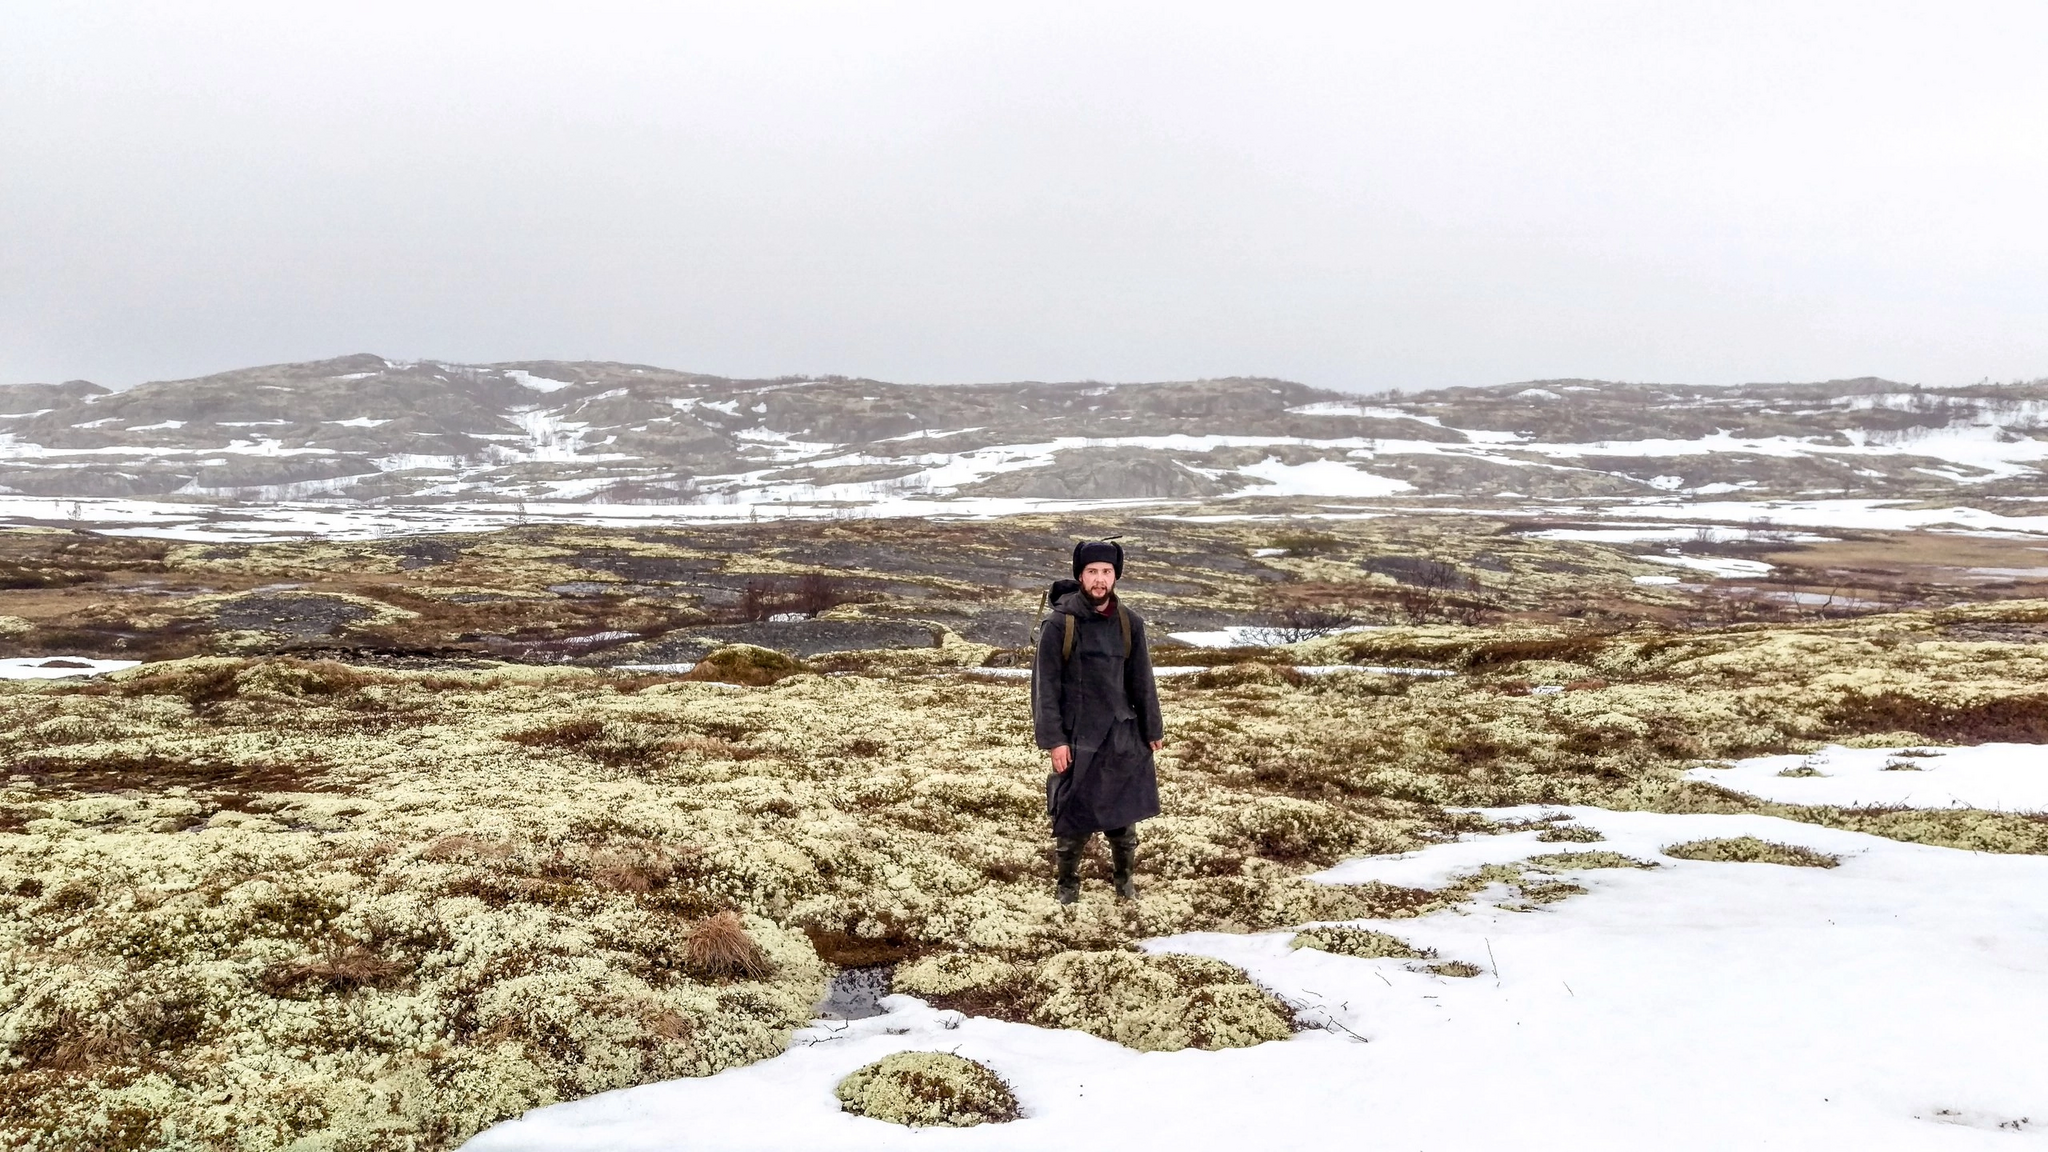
{"left": 1080, "top": 561, "right": 1117, "bottom": 599}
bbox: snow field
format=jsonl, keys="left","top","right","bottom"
{"left": 1691, "top": 743, "right": 2048, "bottom": 812}
{"left": 465, "top": 807, "right": 2048, "bottom": 1150}
{"left": 12, "top": 488, "right": 2048, "bottom": 544}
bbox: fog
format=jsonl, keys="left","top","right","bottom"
{"left": 4, "top": 2, "right": 2045, "bottom": 391}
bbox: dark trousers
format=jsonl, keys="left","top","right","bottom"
{"left": 1055, "top": 824, "right": 1138, "bottom": 855}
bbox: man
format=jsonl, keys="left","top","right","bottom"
{"left": 1033, "top": 539, "right": 1164, "bottom": 904}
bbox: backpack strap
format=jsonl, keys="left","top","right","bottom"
{"left": 1060, "top": 606, "right": 1131, "bottom": 660}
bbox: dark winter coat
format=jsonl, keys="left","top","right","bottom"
{"left": 1033, "top": 590, "right": 1163, "bottom": 837}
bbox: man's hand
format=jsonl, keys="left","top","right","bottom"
{"left": 1051, "top": 745, "right": 1072, "bottom": 774}
{"left": 1149, "top": 739, "right": 1164, "bottom": 752}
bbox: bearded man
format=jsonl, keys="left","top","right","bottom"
{"left": 1032, "top": 539, "right": 1164, "bottom": 904}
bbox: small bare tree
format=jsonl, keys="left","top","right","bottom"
{"left": 1262, "top": 604, "right": 1365, "bottom": 643}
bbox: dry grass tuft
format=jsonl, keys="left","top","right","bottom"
{"left": 1664, "top": 836, "right": 1841, "bottom": 868}
{"left": 684, "top": 911, "right": 776, "bottom": 980}
{"left": 504, "top": 717, "right": 669, "bottom": 771}
{"left": 12, "top": 1008, "right": 139, "bottom": 1074}
{"left": 259, "top": 944, "right": 409, "bottom": 997}
{"left": 1536, "top": 823, "right": 1606, "bottom": 843}
{"left": 591, "top": 842, "right": 686, "bottom": 893}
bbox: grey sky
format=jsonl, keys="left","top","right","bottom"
{"left": 4, "top": 2, "right": 2045, "bottom": 392}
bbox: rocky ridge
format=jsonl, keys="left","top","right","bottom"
{"left": 2, "top": 356, "right": 2045, "bottom": 512}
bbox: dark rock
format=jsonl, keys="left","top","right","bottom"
{"left": 624, "top": 618, "right": 942, "bottom": 662}
{"left": 211, "top": 593, "right": 376, "bottom": 638}
{"left": 390, "top": 539, "right": 464, "bottom": 569}
{"left": 815, "top": 966, "right": 894, "bottom": 1021}
{"left": 570, "top": 552, "right": 723, "bottom": 582}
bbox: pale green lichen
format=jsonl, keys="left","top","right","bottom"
{"left": 1524, "top": 851, "right": 1657, "bottom": 870}
{"left": 1031, "top": 951, "right": 1295, "bottom": 1052}
{"left": 1290, "top": 926, "right": 1431, "bottom": 959}
{"left": 683, "top": 644, "right": 809, "bottom": 686}
{"left": 6, "top": 592, "right": 2048, "bottom": 1145}
{"left": 895, "top": 949, "right": 1296, "bottom": 1053}
{"left": 1663, "top": 836, "right": 1841, "bottom": 868}
{"left": 1535, "top": 823, "right": 1605, "bottom": 843}
{"left": 834, "top": 1051, "right": 1019, "bottom": 1128}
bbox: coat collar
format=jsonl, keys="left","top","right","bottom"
{"left": 1055, "top": 589, "right": 1119, "bottom": 617}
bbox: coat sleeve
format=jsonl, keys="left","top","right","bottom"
{"left": 1032, "top": 613, "right": 1070, "bottom": 750}
{"left": 1126, "top": 614, "right": 1164, "bottom": 743}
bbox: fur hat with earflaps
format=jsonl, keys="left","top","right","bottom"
{"left": 1072, "top": 539, "right": 1124, "bottom": 578}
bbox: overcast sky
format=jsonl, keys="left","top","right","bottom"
{"left": 4, "top": 2, "right": 2046, "bottom": 392}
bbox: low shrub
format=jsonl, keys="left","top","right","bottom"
{"left": 1824, "top": 690, "right": 2048, "bottom": 744}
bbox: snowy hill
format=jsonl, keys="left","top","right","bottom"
{"left": 2, "top": 357, "right": 2045, "bottom": 534}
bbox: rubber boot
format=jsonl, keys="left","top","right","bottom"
{"left": 1108, "top": 828, "right": 1139, "bottom": 901}
{"left": 1054, "top": 836, "right": 1086, "bottom": 905}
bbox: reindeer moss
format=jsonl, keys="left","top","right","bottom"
{"left": 1032, "top": 951, "right": 1295, "bottom": 1052}
{"left": 897, "top": 949, "right": 1296, "bottom": 1053}
{"left": 1664, "top": 836, "right": 1841, "bottom": 868}
{"left": 1291, "top": 926, "right": 1432, "bottom": 959}
{"left": 1536, "top": 823, "right": 1605, "bottom": 843}
{"left": 1525, "top": 851, "right": 1657, "bottom": 870}
{"left": 7, "top": 597, "right": 2048, "bottom": 1146}
{"left": 683, "top": 644, "right": 808, "bottom": 686}
{"left": 834, "top": 1051, "right": 1019, "bottom": 1128}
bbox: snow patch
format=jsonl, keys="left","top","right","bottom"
{"left": 505, "top": 370, "right": 576, "bottom": 393}
{"left": 466, "top": 807, "right": 2048, "bottom": 1151}
{"left": 1636, "top": 554, "right": 1774, "bottom": 577}
{"left": 0, "top": 657, "right": 143, "bottom": 680}
{"left": 1689, "top": 744, "right": 2048, "bottom": 812}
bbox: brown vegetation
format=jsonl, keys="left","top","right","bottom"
{"left": 684, "top": 911, "right": 776, "bottom": 980}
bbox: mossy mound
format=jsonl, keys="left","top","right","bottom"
{"left": 1535, "top": 823, "right": 1605, "bottom": 843}
{"left": 682, "top": 644, "right": 807, "bottom": 686}
{"left": 834, "top": 1052, "right": 1019, "bottom": 1128}
{"left": 1037, "top": 951, "right": 1295, "bottom": 1051}
{"left": 897, "top": 949, "right": 1295, "bottom": 1052}
{"left": 1525, "top": 850, "right": 1656, "bottom": 870}
{"left": 1192, "top": 662, "right": 1304, "bottom": 689}
{"left": 1291, "top": 926, "right": 1431, "bottom": 959}
{"left": 1229, "top": 795, "right": 1360, "bottom": 863}
{"left": 1664, "top": 836, "right": 1841, "bottom": 868}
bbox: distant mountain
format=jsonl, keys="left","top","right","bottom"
{"left": 1, "top": 356, "right": 2044, "bottom": 512}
